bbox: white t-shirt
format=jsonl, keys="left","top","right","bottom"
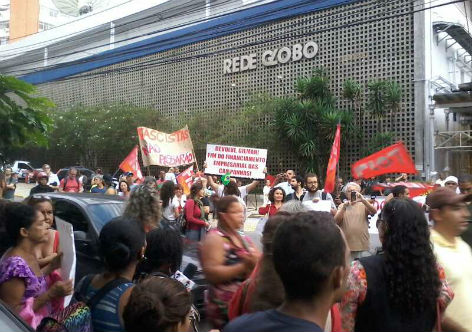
{"left": 217, "top": 184, "right": 248, "bottom": 200}
{"left": 275, "top": 181, "right": 294, "bottom": 195}
{"left": 165, "top": 172, "right": 177, "bottom": 184}
{"left": 172, "top": 194, "right": 187, "bottom": 210}
{"left": 162, "top": 199, "right": 176, "bottom": 221}
{"left": 47, "top": 173, "right": 60, "bottom": 187}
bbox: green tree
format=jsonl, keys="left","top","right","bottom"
{"left": 0, "top": 75, "right": 54, "bottom": 155}
{"left": 275, "top": 68, "right": 356, "bottom": 176}
{"left": 366, "top": 80, "right": 403, "bottom": 133}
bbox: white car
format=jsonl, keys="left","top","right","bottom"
{"left": 9, "top": 161, "right": 41, "bottom": 182}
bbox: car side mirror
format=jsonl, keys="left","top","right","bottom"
{"left": 74, "top": 231, "right": 93, "bottom": 253}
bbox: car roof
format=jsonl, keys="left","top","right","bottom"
{"left": 45, "top": 192, "right": 125, "bottom": 205}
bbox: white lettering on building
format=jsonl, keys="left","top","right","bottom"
{"left": 223, "top": 41, "right": 319, "bottom": 74}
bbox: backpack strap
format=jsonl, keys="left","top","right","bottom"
{"left": 322, "top": 191, "right": 327, "bottom": 200}
{"left": 86, "top": 277, "right": 131, "bottom": 310}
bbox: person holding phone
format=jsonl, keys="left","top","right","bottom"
{"left": 334, "top": 182, "right": 377, "bottom": 261}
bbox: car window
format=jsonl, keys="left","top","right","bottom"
{"left": 53, "top": 200, "right": 88, "bottom": 232}
{"left": 87, "top": 203, "right": 124, "bottom": 232}
{"left": 18, "top": 163, "right": 33, "bottom": 170}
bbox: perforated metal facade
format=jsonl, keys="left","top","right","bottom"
{"left": 36, "top": 0, "right": 415, "bottom": 175}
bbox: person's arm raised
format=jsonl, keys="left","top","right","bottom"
{"left": 245, "top": 180, "right": 260, "bottom": 193}
{"left": 200, "top": 233, "right": 250, "bottom": 285}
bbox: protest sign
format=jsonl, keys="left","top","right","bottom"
{"left": 137, "top": 125, "right": 195, "bottom": 167}
{"left": 302, "top": 200, "right": 332, "bottom": 212}
{"left": 351, "top": 142, "right": 416, "bottom": 179}
{"left": 205, "top": 144, "right": 267, "bottom": 179}
{"left": 56, "top": 218, "right": 76, "bottom": 306}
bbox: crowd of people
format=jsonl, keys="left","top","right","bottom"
{"left": 0, "top": 161, "right": 471, "bottom": 332}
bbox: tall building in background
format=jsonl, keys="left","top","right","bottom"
{"left": 0, "top": 0, "right": 73, "bottom": 44}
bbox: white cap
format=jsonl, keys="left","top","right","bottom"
{"left": 444, "top": 176, "right": 458, "bottom": 184}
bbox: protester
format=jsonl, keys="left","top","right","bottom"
{"left": 123, "top": 172, "right": 135, "bottom": 188}
{"left": 25, "top": 196, "right": 59, "bottom": 268}
{"left": 95, "top": 168, "right": 103, "bottom": 175}
{"left": 3, "top": 167, "right": 18, "bottom": 200}
{"left": 459, "top": 175, "right": 472, "bottom": 247}
{"left": 224, "top": 211, "right": 349, "bottom": 332}
{"left": 29, "top": 172, "right": 55, "bottom": 196}
{"left": 428, "top": 187, "right": 472, "bottom": 331}
{"left": 394, "top": 172, "right": 408, "bottom": 182}
{"left": 124, "top": 185, "right": 161, "bottom": 232}
{"left": 340, "top": 198, "right": 454, "bottom": 331}
{"left": 259, "top": 187, "right": 285, "bottom": 216}
{"left": 0, "top": 203, "right": 73, "bottom": 328}
{"left": 143, "top": 176, "right": 157, "bottom": 189}
{"left": 174, "top": 167, "right": 181, "bottom": 177}
{"left": 90, "top": 175, "right": 107, "bottom": 193}
{"left": 334, "top": 182, "right": 376, "bottom": 260}
{"left": 134, "top": 227, "right": 183, "bottom": 282}
{"left": 0, "top": 171, "right": 5, "bottom": 198}
{"left": 161, "top": 181, "right": 178, "bottom": 225}
{"left": 42, "top": 164, "right": 59, "bottom": 190}
{"left": 278, "top": 200, "right": 308, "bottom": 213}
{"left": 436, "top": 171, "right": 447, "bottom": 187}
{"left": 74, "top": 217, "right": 145, "bottom": 332}
{"left": 123, "top": 277, "right": 193, "bottom": 332}
{"left": 384, "top": 184, "right": 410, "bottom": 203}
{"left": 58, "top": 167, "right": 83, "bottom": 193}
{"left": 103, "top": 174, "right": 118, "bottom": 195}
{"left": 302, "top": 173, "right": 337, "bottom": 213}
{"left": 172, "top": 183, "right": 186, "bottom": 218}
{"left": 274, "top": 169, "right": 296, "bottom": 195}
{"left": 263, "top": 179, "right": 271, "bottom": 206}
{"left": 156, "top": 171, "right": 166, "bottom": 189}
{"left": 118, "top": 180, "right": 131, "bottom": 198}
{"left": 201, "top": 196, "right": 259, "bottom": 328}
{"left": 284, "top": 175, "right": 305, "bottom": 201}
{"left": 444, "top": 175, "right": 460, "bottom": 193}
{"left": 165, "top": 167, "right": 177, "bottom": 184}
{"left": 184, "top": 182, "right": 210, "bottom": 241}
{"left": 207, "top": 174, "right": 259, "bottom": 201}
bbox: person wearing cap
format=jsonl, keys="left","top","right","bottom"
{"left": 29, "top": 172, "right": 55, "bottom": 196}
{"left": 428, "top": 187, "right": 472, "bottom": 331}
{"left": 444, "top": 176, "right": 460, "bottom": 194}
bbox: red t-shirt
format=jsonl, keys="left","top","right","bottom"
{"left": 59, "top": 177, "right": 82, "bottom": 192}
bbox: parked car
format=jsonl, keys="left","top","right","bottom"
{"left": 40, "top": 192, "right": 207, "bottom": 313}
{"left": 0, "top": 300, "right": 34, "bottom": 332}
{"left": 9, "top": 161, "right": 41, "bottom": 182}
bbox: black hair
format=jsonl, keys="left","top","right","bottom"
{"left": 392, "top": 185, "right": 407, "bottom": 197}
{"left": 189, "top": 182, "right": 203, "bottom": 199}
{"left": 273, "top": 211, "right": 345, "bottom": 301}
{"left": 304, "top": 173, "right": 318, "bottom": 183}
{"left": 123, "top": 277, "right": 192, "bottom": 332}
{"left": 382, "top": 199, "right": 440, "bottom": 316}
{"left": 119, "top": 180, "right": 130, "bottom": 192}
{"left": 292, "top": 175, "right": 304, "bottom": 187}
{"left": 160, "top": 181, "right": 175, "bottom": 208}
{"left": 99, "top": 217, "right": 145, "bottom": 272}
{"left": 103, "top": 174, "right": 113, "bottom": 187}
{"left": 136, "top": 227, "right": 183, "bottom": 277}
{"left": 223, "top": 181, "right": 241, "bottom": 197}
{"left": 268, "top": 187, "right": 286, "bottom": 204}
{"left": 217, "top": 195, "right": 240, "bottom": 214}
{"left": 4, "top": 203, "right": 37, "bottom": 246}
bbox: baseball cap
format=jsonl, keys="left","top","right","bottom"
{"left": 125, "top": 172, "right": 134, "bottom": 176}
{"left": 426, "top": 187, "right": 472, "bottom": 209}
{"left": 444, "top": 176, "right": 458, "bottom": 185}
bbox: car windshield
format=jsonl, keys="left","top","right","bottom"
{"left": 87, "top": 202, "right": 124, "bottom": 231}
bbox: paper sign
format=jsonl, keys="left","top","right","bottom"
{"left": 176, "top": 166, "right": 194, "bottom": 195}
{"left": 302, "top": 200, "right": 332, "bottom": 212}
{"left": 243, "top": 217, "right": 260, "bottom": 232}
{"left": 137, "top": 125, "right": 195, "bottom": 167}
{"left": 205, "top": 144, "right": 267, "bottom": 179}
{"left": 55, "top": 217, "right": 76, "bottom": 306}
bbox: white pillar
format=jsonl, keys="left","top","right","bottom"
{"left": 43, "top": 47, "right": 48, "bottom": 67}
{"left": 110, "top": 22, "right": 115, "bottom": 50}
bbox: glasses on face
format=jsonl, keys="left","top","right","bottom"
{"left": 445, "top": 182, "right": 457, "bottom": 186}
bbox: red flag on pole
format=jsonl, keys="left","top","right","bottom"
{"left": 176, "top": 166, "right": 194, "bottom": 195}
{"left": 351, "top": 142, "right": 416, "bottom": 179}
{"left": 119, "top": 145, "right": 144, "bottom": 183}
{"left": 324, "top": 124, "right": 341, "bottom": 193}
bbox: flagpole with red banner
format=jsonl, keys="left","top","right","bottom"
{"left": 119, "top": 145, "right": 144, "bottom": 183}
{"left": 324, "top": 124, "right": 341, "bottom": 193}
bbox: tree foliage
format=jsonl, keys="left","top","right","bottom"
{"left": 275, "top": 68, "right": 357, "bottom": 176}
{"left": 0, "top": 75, "right": 54, "bottom": 154}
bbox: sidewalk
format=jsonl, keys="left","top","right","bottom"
{"left": 14, "top": 183, "right": 34, "bottom": 199}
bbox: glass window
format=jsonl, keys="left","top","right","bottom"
{"left": 87, "top": 203, "right": 124, "bottom": 232}
{"left": 54, "top": 200, "right": 88, "bottom": 232}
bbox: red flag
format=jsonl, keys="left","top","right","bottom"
{"left": 119, "top": 145, "right": 144, "bottom": 182}
{"left": 265, "top": 174, "right": 276, "bottom": 187}
{"left": 351, "top": 142, "right": 416, "bottom": 179}
{"left": 177, "top": 166, "right": 194, "bottom": 195}
{"left": 324, "top": 124, "right": 341, "bottom": 193}
{"left": 371, "top": 181, "right": 434, "bottom": 198}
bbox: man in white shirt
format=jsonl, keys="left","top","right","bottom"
{"left": 274, "top": 169, "right": 296, "bottom": 195}
{"left": 164, "top": 167, "right": 177, "bottom": 184}
{"left": 42, "top": 164, "right": 60, "bottom": 191}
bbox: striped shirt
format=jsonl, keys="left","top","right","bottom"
{"left": 78, "top": 280, "right": 134, "bottom": 332}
